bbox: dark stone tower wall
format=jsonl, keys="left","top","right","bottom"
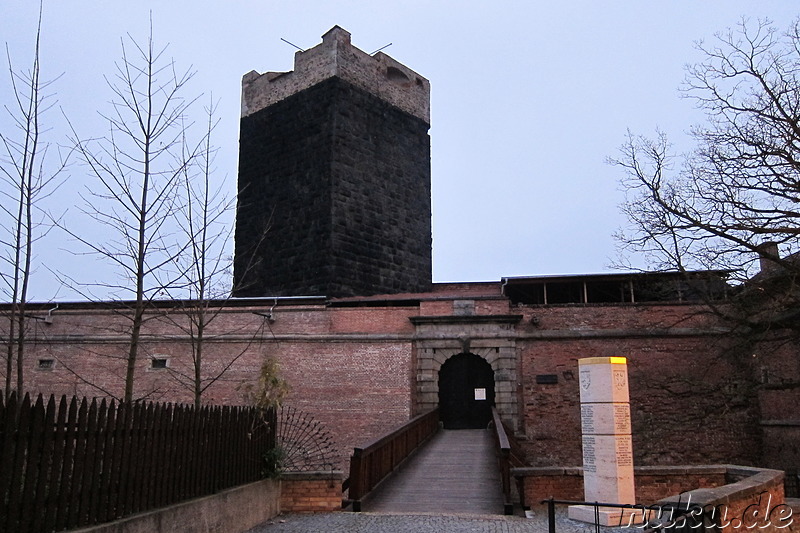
{"left": 233, "top": 27, "right": 432, "bottom": 298}
{"left": 328, "top": 81, "right": 432, "bottom": 297}
{"left": 235, "top": 81, "right": 336, "bottom": 297}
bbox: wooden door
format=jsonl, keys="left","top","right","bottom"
{"left": 438, "top": 353, "right": 495, "bottom": 429}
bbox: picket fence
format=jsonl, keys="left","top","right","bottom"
{"left": 0, "top": 392, "right": 276, "bottom": 533}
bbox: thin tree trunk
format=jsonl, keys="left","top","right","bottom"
{"left": 194, "top": 317, "right": 204, "bottom": 408}
{"left": 5, "top": 311, "right": 15, "bottom": 399}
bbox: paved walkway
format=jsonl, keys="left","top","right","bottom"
{"left": 363, "top": 428, "right": 505, "bottom": 514}
{"left": 246, "top": 508, "right": 615, "bottom": 532}
{"left": 248, "top": 512, "right": 534, "bottom": 532}
{"left": 245, "top": 428, "right": 626, "bottom": 532}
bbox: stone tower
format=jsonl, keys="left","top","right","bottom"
{"left": 234, "top": 27, "right": 432, "bottom": 298}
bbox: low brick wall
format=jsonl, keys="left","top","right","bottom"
{"left": 660, "top": 466, "right": 790, "bottom": 533}
{"left": 513, "top": 465, "right": 793, "bottom": 532}
{"left": 70, "top": 479, "right": 280, "bottom": 533}
{"left": 280, "top": 471, "right": 344, "bottom": 512}
{"left": 513, "top": 465, "right": 775, "bottom": 509}
{"left": 635, "top": 465, "right": 729, "bottom": 504}
{"left": 512, "top": 466, "right": 584, "bottom": 508}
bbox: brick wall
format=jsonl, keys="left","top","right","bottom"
{"left": 518, "top": 466, "right": 793, "bottom": 532}
{"left": 514, "top": 465, "right": 763, "bottom": 509}
{"left": 635, "top": 466, "right": 728, "bottom": 503}
{"left": 514, "top": 467, "right": 584, "bottom": 507}
{"left": 673, "top": 466, "right": 788, "bottom": 533}
{"left": 5, "top": 288, "right": 797, "bottom": 475}
{"left": 513, "top": 303, "right": 761, "bottom": 467}
{"left": 280, "top": 472, "right": 343, "bottom": 513}
{"left": 13, "top": 300, "right": 417, "bottom": 471}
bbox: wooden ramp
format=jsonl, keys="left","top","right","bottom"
{"left": 362, "top": 428, "right": 505, "bottom": 514}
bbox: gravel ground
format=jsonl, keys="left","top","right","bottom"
{"left": 245, "top": 507, "right": 633, "bottom": 533}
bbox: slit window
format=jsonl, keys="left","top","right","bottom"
{"left": 38, "top": 359, "right": 55, "bottom": 370}
{"left": 151, "top": 358, "right": 168, "bottom": 370}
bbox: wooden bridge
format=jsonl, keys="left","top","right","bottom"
{"left": 345, "top": 408, "right": 525, "bottom": 515}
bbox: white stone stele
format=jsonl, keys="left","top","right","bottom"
{"left": 568, "top": 357, "right": 641, "bottom": 527}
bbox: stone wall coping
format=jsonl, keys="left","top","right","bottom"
{"left": 281, "top": 470, "right": 344, "bottom": 482}
{"left": 511, "top": 466, "right": 583, "bottom": 476}
{"left": 511, "top": 464, "right": 785, "bottom": 509}
{"left": 410, "top": 315, "right": 523, "bottom": 325}
{"left": 635, "top": 465, "right": 730, "bottom": 476}
{"left": 511, "top": 464, "right": 773, "bottom": 479}
{"left": 519, "top": 327, "right": 730, "bottom": 340}
{"left": 70, "top": 479, "right": 280, "bottom": 533}
{"left": 658, "top": 467, "right": 784, "bottom": 507}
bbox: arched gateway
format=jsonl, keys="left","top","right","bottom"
{"left": 411, "top": 313, "right": 522, "bottom": 432}
{"left": 438, "top": 353, "right": 495, "bottom": 429}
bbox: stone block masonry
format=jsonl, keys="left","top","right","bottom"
{"left": 241, "top": 26, "right": 430, "bottom": 123}
{"left": 234, "top": 27, "right": 431, "bottom": 298}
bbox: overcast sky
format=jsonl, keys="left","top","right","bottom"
{"left": 1, "top": 1, "right": 798, "bottom": 301}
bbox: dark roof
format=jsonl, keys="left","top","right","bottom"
{"left": 501, "top": 270, "right": 731, "bottom": 305}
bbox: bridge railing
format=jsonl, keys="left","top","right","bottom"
{"left": 491, "top": 407, "right": 527, "bottom": 514}
{"left": 346, "top": 407, "right": 440, "bottom": 511}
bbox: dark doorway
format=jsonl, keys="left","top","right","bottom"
{"left": 438, "top": 353, "right": 495, "bottom": 429}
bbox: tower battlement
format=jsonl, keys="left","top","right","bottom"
{"left": 241, "top": 26, "right": 430, "bottom": 124}
{"left": 234, "top": 27, "right": 432, "bottom": 298}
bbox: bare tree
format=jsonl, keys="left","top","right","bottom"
{"left": 612, "top": 17, "right": 800, "bottom": 337}
{"left": 162, "top": 98, "right": 278, "bottom": 407}
{"left": 175, "top": 99, "right": 228, "bottom": 407}
{"left": 66, "top": 20, "right": 199, "bottom": 402}
{"left": 164, "top": 98, "right": 237, "bottom": 407}
{"left": 0, "top": 3, "right": 67, "bottom": 399}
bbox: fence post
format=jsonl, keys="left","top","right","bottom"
{"left": 546, "top": 497, "right": 557, "bottom": 533}
{"left": 348, "top": 449, "right": 364, "bottom": 511}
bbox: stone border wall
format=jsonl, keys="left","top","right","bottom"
{"left": 70, "top": 471, "right": 344, "bottom": 533}
{"left": 70, "top": 479, "right": 280, "bottom": 533}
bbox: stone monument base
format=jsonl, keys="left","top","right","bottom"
{"left": 568, "top": 504, "right": 644, "bottom": 527}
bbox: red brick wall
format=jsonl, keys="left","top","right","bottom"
{"left": 15, "top": 302, "right": 416, "bottom": 471}
{"left": 635, "top": 469, "right": 727, "bottom": 504}
{"left": 515, "top": 465, "right": 764, "bottom": 510}
{"left": 514, "top": 304, "right": 761, "bottom": 467}
{"left": 280, "top": 472, "right": 342, "bottom": 512}
{"left": 5, "top": 293, "right": 794, "bottom": 474}
{"left": 516, "top": 468, "right": 728, "bottom": 509}
{"left": 689, "top": 467, "right": 787, "bottom": 533}
{"left": 516, "top": 467, "right": 584, "bottom": 507}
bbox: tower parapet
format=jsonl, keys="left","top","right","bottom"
{"left": 241, "top": 26, "right": 430, "bottom": 124}
{"left": 234, "top": 27, "right": 432, "bottom": 298}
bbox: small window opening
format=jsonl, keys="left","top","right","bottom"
{"left": 38, "top": 359, "right": 55, "bottom": 370}
{"left": 387, "top": 66, "right": 409, "bottom": 83}
{"left": 151, "top": 358, "right": 168, "bottom": 369}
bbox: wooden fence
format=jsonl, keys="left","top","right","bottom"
{"left": 346, "top": 407, "right": 440, "bottom": 511}
{"left": 491, "top": 407, "right": 527, "bottom": 515}
{"left": 0, "top": 391, "right": 276, "bottom": 533}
